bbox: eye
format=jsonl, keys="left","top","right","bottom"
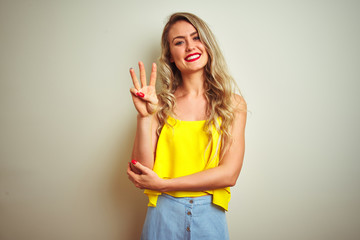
{"left": 193, "top": 36, "right": 200, "bottom": 40}
{"left": 175, "top": 41, "right": 184, "bottom": 46}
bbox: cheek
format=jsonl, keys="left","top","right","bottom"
{"left": 201, "top": 44, "right": 207, "bottom": 54}
{"left": 202, "top": 46, "right": 209, "bottom": 58}
{"left": 202, "top": 52, "right": 209, "bottom": 65}
{"left": 171, "top": 49, "right": 183, "bottom": 62}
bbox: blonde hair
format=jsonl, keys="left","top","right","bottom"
{"left": 157, "top": 12, "right": 245, "bottom": 160}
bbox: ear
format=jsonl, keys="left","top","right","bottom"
{"left": 170, "top": 55, "right": 174, "bottom": 63}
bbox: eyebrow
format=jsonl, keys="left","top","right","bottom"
{"left": 172, "top": 31, "right": 198, "bottom": 43}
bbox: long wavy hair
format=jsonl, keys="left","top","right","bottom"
{"left": 157, "top": 12, "right": 245, "bottom": 161}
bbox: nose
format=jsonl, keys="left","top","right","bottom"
{"left": 186, "top": 40, "right": 195, "bottom": 52}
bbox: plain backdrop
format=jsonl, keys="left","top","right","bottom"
{"left": 1, "top": 0, "right": 359, "bottom": 239}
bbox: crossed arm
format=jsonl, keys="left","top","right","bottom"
{"left": 128, "top": 97, "right": 247, "bottom": 192}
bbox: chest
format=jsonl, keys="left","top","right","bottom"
{"left": 174, "top": 97, "right": 208, "bottom": 121}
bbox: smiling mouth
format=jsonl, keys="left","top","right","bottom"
{"left": 185, "top": 53, "right": 201, "bottom": 62}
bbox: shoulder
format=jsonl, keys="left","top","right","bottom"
{"left": 231, "top": 93, "right": 247, "bottom": 113}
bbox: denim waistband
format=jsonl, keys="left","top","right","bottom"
{"left": 161, "top": 193, "right": 212, "bottom": 206}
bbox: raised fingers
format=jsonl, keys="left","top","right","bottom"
{"left": 149, "top": 63, "right": 157, "bottom": 86}
{"left": 139, "top": 61, "right": 147, "bottom": 88}
{"left": 129, "top": 68, "right": 140, "bottom": 90}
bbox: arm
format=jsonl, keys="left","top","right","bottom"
{"left": 128, "top": 95, "right": 247, "bottom": 191}
{"left": 129, "top": 61, "right": 159, "bottom": 170}
{"left": 131, "top": 114, "right": 158, "bottom": 170}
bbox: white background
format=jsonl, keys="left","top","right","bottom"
{"left": 1, "top": 0, "right": 359, "bottom": 239}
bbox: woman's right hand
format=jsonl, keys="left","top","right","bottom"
{"left": 129, "top": 61, "right": 158, "bottom": 117}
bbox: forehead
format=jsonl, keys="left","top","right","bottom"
{"left": 168, "top": 20, "right": 197, "bottom": 40}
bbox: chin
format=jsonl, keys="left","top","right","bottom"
{"left": 174, "top": 59, "right": 208, "bottom": 74}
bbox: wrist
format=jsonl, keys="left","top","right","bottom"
{"left": 137, "top": 114, "right": 153, "bottom": 122}
{"left": 158, "top": 178, "right": 170, "bottom": 192}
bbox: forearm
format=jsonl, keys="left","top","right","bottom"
{"left": 160, "top": 164, "right": 242, "bottom": 192}
{"left": 131, "top": 115, "right": 156, "bottom": 169}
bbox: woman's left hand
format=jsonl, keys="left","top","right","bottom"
{"left": 127, "top": 160, "right": 165, "bottom": 191}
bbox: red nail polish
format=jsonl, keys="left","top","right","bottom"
{"left": 131, "top": 160, "right": 137, "bottom": 164}
{"left": 136, "top": 92, "right": 144, "bottom": 98}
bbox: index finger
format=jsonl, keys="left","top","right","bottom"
{"left": 149, "top": 62, "right": 157, "bottom": 86}
{"left": 139, "top": 61, "right": 147, "bottom": 88}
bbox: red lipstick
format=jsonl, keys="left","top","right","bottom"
{"left": 185, "top": 53, "right": 201, "bottom": 62}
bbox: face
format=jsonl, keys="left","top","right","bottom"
{"left": 167, "top": 20, "right": 209, "bottom": 75}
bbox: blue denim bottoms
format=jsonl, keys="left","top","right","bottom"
{"left": 141, "top": 194, "right": 229, "bottom": 240}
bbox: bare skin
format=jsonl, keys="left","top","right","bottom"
{"left": 127, "top": 20, "right": 247, "bottom": 192}
{"left": 129, "top": 61, "right": 159, "bottom": 173}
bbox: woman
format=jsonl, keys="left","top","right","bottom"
{"left": 127, "top": 12, "right": 247, "bottom": 240}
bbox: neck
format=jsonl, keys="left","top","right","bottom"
{"left": 179, "top": 70, "right": 206, "bottom": 96}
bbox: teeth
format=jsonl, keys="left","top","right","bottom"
{"left": 186, "top": 54, "right": 200, "bottom": 60}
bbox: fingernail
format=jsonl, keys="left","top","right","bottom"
{"left": 129, "top": 67, "right": 133, "bottom": 71}
{"left": 136, "top": 92, "right": 145, "bottom": 98}
{"left": 131, "top": 160, "right": 137, "bottom": 165}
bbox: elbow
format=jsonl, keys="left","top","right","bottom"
{"left": 219, "top": 164, "right": 242, "bottom": 187}
{"left": 228, "top": 178, "right": 237, "bottom": 187}
{"left": 225, "top": 173, "right": 239, "bottom": 187}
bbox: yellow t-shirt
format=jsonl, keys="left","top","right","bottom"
{"left": 144, "top": 116, "right": 231, "bottom": 211}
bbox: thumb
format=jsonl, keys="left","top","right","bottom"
{"left": 131, "top": 160, "right": 149, "bottom": 173}
{"left": 137, "top": 92, "right": 158, "bottom": 106}
{"left": 130, "top": 88, "right": 139, "bottom": 96}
